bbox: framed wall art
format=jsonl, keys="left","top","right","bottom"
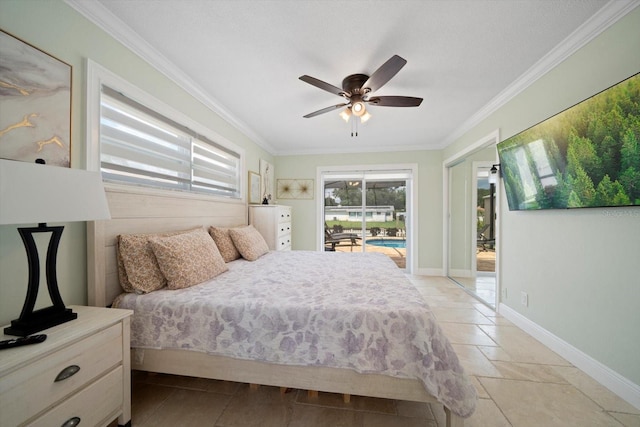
{"left": 277, "top": 179, "right": 314, "bottom": 200}
{"left": 259, "top": 159, "right": 274, "bottom": 203}
{"left": 248, "top": 170, "right": 261, "bottom": 204}
{"left": 0, "top": 30, "right": 72, "bottom": 167}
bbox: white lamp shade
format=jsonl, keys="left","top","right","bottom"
{"left": 0, "top": 159, "right": 111, "bottom": 225}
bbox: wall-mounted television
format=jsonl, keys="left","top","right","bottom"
{"left": 497, "top": 72, "right": 640, "bottom": 211}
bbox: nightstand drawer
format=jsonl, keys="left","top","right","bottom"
{"left": 0, "top": 323, "right": 122, "bottom": 426}
{"left": 28, "top": 366, "right": 123, "bottom": 427}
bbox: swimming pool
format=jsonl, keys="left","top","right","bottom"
{"left": 366, "top": 239, "right": 407, "bottom": 248}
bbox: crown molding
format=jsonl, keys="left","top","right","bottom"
{"left": 64, "top": 0, "right": 276, "bottom": 155}
{"left": 275, "top": 142, "right": 440, "bottom": 157}
{"left": 440, "top": 0, "right": 640, "bottom": 148}
{"left": 66, "top": 0, "right": 637, "bottom": 156}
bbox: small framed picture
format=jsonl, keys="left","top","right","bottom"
{"left": 248, "top": 171, "right": 261, "bottom": 204}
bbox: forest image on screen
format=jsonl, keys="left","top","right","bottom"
{"left": 497, "top": 73, "right": 640, "bottom": 210}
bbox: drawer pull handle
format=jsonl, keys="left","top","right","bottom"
{"left": 55, "top": 365, "right": 80, "bottom": 382}
{"left": 61, "top": 416, "right": 81, "bottom": 427}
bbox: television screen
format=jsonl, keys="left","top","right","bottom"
{"left": 497, "top": 72, "right": 640, "bottom": 211}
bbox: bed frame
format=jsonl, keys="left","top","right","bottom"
{"left": 87, "top": 185, "right": 464, "bottom": 427}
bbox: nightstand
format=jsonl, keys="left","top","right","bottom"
{"left": 0, "top": 305, "right": 133, "bottom": 427}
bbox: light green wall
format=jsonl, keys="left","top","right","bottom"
{"left": 2, "top": 0, "right": 638, "bottom": 391}
{"left": 443, "top": 8, "right": 640, "bottom": 385}
{"left": 275, "top": 150, "right": 444, "bottom": 272}
{"left": 0, "top": 0, "right": 273, "bottom": 325}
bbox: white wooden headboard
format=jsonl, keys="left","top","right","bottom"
{"left": 87, "top": 185, "right": 247, "bottom": 307}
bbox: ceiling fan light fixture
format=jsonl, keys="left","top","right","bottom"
{"left": 339, "top": 108, "right": 352, "bottom": 122}
{"left": 352, "top": 101, "right": 366, "bottom": 117}
{"left": 360, "top": 111, "right": 372, "bottom": 123}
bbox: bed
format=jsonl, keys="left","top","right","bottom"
{"left": 87, "top": 185, "right": 476, "bottom": 426}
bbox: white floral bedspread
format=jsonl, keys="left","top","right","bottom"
{"left": 114, "top": 251, "right": 477, "bottom": 417}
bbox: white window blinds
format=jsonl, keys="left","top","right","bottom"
{"left": 99, "top": 85, "right": 241, "bottom": 198}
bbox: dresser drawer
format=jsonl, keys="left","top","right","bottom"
{"left": 277, "top": 222, "right": 291, "bottom": 237}
{"left": 0, "top": 323, "right": 123, "bottom": 426}
{"left": 27, "top": 366, "right": 123, "bottom": 427}
{"left": 277, "top": 234, "right": 292, "bottom": 250}
{"left": 277, "top": 207, "right": 291, "bottom": 223}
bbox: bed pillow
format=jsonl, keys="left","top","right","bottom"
{"left": 228, "top": 225, "right": 270, "bottom": 261}
{"left": 115, "top": 242, "right": 133, "bottom": 293}
{"left": 208, "top": 226, "right": 241, "bottom": 262}
{"left": 117, "top": 228, "right": 199, "bottom": 293}
{"left": 149, "top": 228, "right": 228, "bottom": 290}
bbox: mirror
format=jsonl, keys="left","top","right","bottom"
{"left": 447, "top": 143, "right": 498, "bottom": 308}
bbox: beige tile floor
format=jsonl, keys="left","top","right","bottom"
{"left": 123, "top": 276, "right": 640, "bottom": 427}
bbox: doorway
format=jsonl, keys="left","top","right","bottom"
{"left": 471, "top": 162, "right": 497, "bottom": 304}
{"left": 445, "top": 132, "right": 499, "bottom": 308}
{"left": 319, "top": 167, "right": 415, "bottom": 272}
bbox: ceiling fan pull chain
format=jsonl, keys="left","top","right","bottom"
{"left": 351, "top": 115, "right": 354, "bottom": 137}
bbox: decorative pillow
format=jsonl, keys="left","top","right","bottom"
{"left": 116, "top": 242, "right": 134, "bottom": 293}
{"left": 228, "top": 225, "right": 270, "bottom": 261}
{"left": 149, "top": 228, "right": 228, "bottom": 290}
{"left": 117, "top": 228, "right": 199, "bottom": 293}
{"left": 208, "top": 226, "right": 241, "bottom": 262}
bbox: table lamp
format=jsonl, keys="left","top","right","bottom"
{"left": 0, "top": 159, "right": 111, "bottom": 336}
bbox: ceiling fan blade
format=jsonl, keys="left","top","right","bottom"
{"left": 303, "top": 103, "right": 348, "bottom": 118}
{"left": 367, "top": 96, "right": 423, "bottom": 107}
{"left": 361, "top": 55, "right": 407, "bottom": 94}
{"left": 299, "top": 75, "right": 347, "bottom": 97}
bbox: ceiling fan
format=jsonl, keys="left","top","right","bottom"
{"left": 299, "top": 55, "right": 423, "bottom": 124}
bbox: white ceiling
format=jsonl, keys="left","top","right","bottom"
{"left": 68, "top": 1, "right": 632, "bottom": 155}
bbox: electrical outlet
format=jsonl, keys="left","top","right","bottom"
{"left": 501, "top": 288, "right": 507, "bottom": 300}
{"left": 521, "top": 291, "right": 528, "bottom": 307}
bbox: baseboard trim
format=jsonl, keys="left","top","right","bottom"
{"left": 499, "top": 303, "right": 640, "bottom": 410}
{"left": 414, "top": 268, "right": 443, "bottom": 276}
{"left": 448, "top": 269, "right": 472, "bottom": 278}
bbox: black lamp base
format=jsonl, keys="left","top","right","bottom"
{"left": 3, "top": 224, "right": 77, "bottom": 337}
{"left": 4, "top": 306, "right": 77, "bottom": 337}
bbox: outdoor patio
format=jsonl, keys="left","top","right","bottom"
{"left": 331, "top": 234, "right": 406, "bottom": 269}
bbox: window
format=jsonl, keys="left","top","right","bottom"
{"left": 87, "top": 60, "right": 243, "bottom": 200}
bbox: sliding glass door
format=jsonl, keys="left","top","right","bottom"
{"left": 446, "top": 144, "right": 499, "bottom": 308}
{"left": 321, "top": 169, "right": 413, "bottom": 271}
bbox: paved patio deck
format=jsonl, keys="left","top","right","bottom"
{"left": 332, "top": 238, "right": 406, "bottom": 269}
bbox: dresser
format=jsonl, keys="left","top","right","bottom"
{"left": 0, "top": 305, "right": 133, "bottom": 427}
{"left": 249, "top": 205, "right": 292, "bottom": 251}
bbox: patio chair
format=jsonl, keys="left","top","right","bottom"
{"left": 325, "top": 224, "right": 361, "bottom": 251}
{"left": 477, "top": 224, "right": 494, "bottom": 252}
